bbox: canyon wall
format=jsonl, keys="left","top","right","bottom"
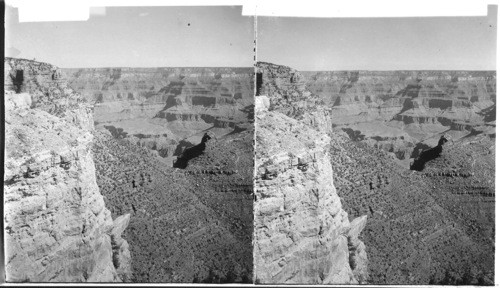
{"left": 63, "top": 67, "right": 254, "bottom": 163}
{"left": 4, "top": 58, "right": 130, "bottom": 282}
{"left": 301, "top": 67, "right": 495, "bottom": 284}
{"left": 254, "top": 62, "right": 368, "bottom": 284}
{"left": 303, "top": 70, "right": 495, "bottom": 116}
{"left": 255, "top": 62, "right": 495, "bottom": 284}
{"left": 301, "top": 70, "right": 496, "bottom": 162}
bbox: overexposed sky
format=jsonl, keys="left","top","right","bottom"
{"left": 5, "top": 3, "right": 497, "bottom": 70}
{"left": 5, "top": 5, "right": 255, "bottom": 68}
{"left": 257, "top": 5, "right": 497, "bottom": 70}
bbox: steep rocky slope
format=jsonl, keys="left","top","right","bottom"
{"left": 329, "top": 129, "right": 494, "bottom": 284}
{"left": 92, "top": 127, "right": 253, "bottom": 282}
{"left": 257, "top": 62, "right": 495, "bottom": 285}
{"left": 4, "top": 58, "right": 130, "bottom": 282}
{"left": 254, "top": 61, "right": 368, "bottom": 284}
{"left": 302, "top": 70, "right": 496, "bottom": 162}
{"left": 63, "top": 67, "right": 254, "bottom": 164}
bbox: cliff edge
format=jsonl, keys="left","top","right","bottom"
{"left": 254, "top": 61, "right": 368, "bottom": 284}
{"left": 4, "top": 58, "right": 131, "bottom": 282}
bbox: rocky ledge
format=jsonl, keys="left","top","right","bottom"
{"left": 4, "top": 58, "right": 131, "bottom": 282}
{"left": 254, "top": 96, "right": 368, "bottom": 284}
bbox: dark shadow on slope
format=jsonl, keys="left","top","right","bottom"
{"left": 173, "top": 140, "right": 195, "bottom": 156}
{"left": 410, "top": 136, "right": 448, "bottom": 171}
{"left": 104, "top": 125, "right": 128, "bottom": 139}
{"left": 225, "top": 125, "right": 247, "bottom": 137}
{"left": 479, "top": 105, "right": 496, "bottom": 122}
{"left": 256, "top": 72, "right": 263, "bottom": 96}
{"left": 240, "top": 105, "right": 254, "bottom": 122}
{"left": 464, "top": 129, "right": 484, "bottom": 138}
{"left": 173, "top": 133, "right": 211, "bottom": 169}
{"left": 342, "top": 128, "right": 365, "bottom": 141}
{"left": 398, "top": 97, "right": 415, "bottom": 115}
{"left": 11, "top": 69, "right": 24, "bottom": 93}
{"left": 410, "top": 142, "right": 432, "bottom": 159}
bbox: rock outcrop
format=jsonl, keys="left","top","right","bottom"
{"left": 255, "top": 108, "right": 367, "bottom": 284}
{"left": 256, "top": 62, "right": 329, "bottom": 131}
{"left": 254, "top": 61, "right": 368, "bottom": 284}
{"left": 4, "top": 58, "right": 131, "bottom": 282}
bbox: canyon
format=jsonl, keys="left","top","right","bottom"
{"left": 256, "top": 62, "right": 495, "bottom": 285}
{"left": 62, "top": 67, "right": 254, "bottom": 166}
{"left": 302, "top": 70, "right": 496, "bottom": 166}
{"left": 4, "top": 58, "right": 131, "bottom": 282}
{"left": 92, "top": 126, "right": 253, "bottom": 282}
{"left": 4, "top": 58, "right": 254, "bottom": 283}
{"left": 65, "top": 65, "right": 255, "bottom": 282}
{"left": 3, "top": 55, "right": 495, "bottom": 284}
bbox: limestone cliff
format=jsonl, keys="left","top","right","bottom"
{"left": 254, "top": 107, "right": 367, "bottom": 284}
{"left": 4, "top": 58, "right": 131, "bottom": 282}
{"left": 254, "top": 61, "right": 368, "bottom": 284}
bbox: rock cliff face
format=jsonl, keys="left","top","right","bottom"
{"left": 300, "top": 66, "right": 495, "bottom": 284}
{"left": 302, "top": 70, "right": 496, "bottom": 161}
{"left": 256, "top": 62, "right": 330, "bottom": 132}
{"left": 254, "top": 61, "right": 368, "bottom": 284}
{"left": 4, "top": 58, "right": 130, "bottom": 282}
{"left": 63, "top": 67, "right": 254, "bottom": 164}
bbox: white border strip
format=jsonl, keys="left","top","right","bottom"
{"left": 6, "top": 0, "right": 497, "bottom": 22}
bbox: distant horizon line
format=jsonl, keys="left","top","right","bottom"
{"left": 59, "top": 65, "right": 499, "bottom": 72}
{"left": 5, "top": 57, "right": 496, "bottom": 72}
{"left": 256, "top": 61, "right": 497, "bottom": 72}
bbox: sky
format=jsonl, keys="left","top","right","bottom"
{"left": 5, "top": 6, "right": 255, "bottom": 68}
{"left": 257, "top": 5, "right": 497, "bottom": 71}
{"left": 5, "top": 3, "right": 497, "bottom": 70}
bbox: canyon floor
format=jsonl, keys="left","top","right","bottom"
{"left": 68, "top": 66, "right": 255, "bottom": 282}
{"left": 303, "top": 69, "right": 496, "bottom": 284}
{"left": 4, "top": 56, "right": 495, "bottom": 284}
{"left": 4, "top": 58, "right": 254, "bottom": 283}
{"left": 93, "top": 128, "right": 253, "bottom": 282}
{"left": 329, "top": 129, "right": 495, "bottom": 284}
{"left": 257, "top": 62, "right": 495, "bottom": 285}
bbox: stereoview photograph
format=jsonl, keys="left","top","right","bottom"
{"left": 3, "top": 1, "right": 497, "bottom": 286}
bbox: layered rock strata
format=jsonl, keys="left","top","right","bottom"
{"left": 302, "top": 70, "right": 496, "bottom": 161}
{"left": 63, "top": 67, "right": 254, "bottom": 162}
{"left": 259, "top": 63, "right": 495, "bottom": 284}
{"left": 256, "top": 62, "right": 329, "bottom": 129}
{"left": 4, "top": 58, "right": 130, "bottom": 282}
{"left": 254, "top": 62, "right": 368, "bottom": 285}
{"left": 254, "top": 106, "right": 367, "bottom": 284}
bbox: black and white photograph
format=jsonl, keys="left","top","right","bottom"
{"left": 254, "top": 4, "right": 496, "bottom": 285}
{"left": 4, "top": 4, "right": 254, "bottom": 283}
{"left": 2, "top": 0, "right": 498, "bottom": 286}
